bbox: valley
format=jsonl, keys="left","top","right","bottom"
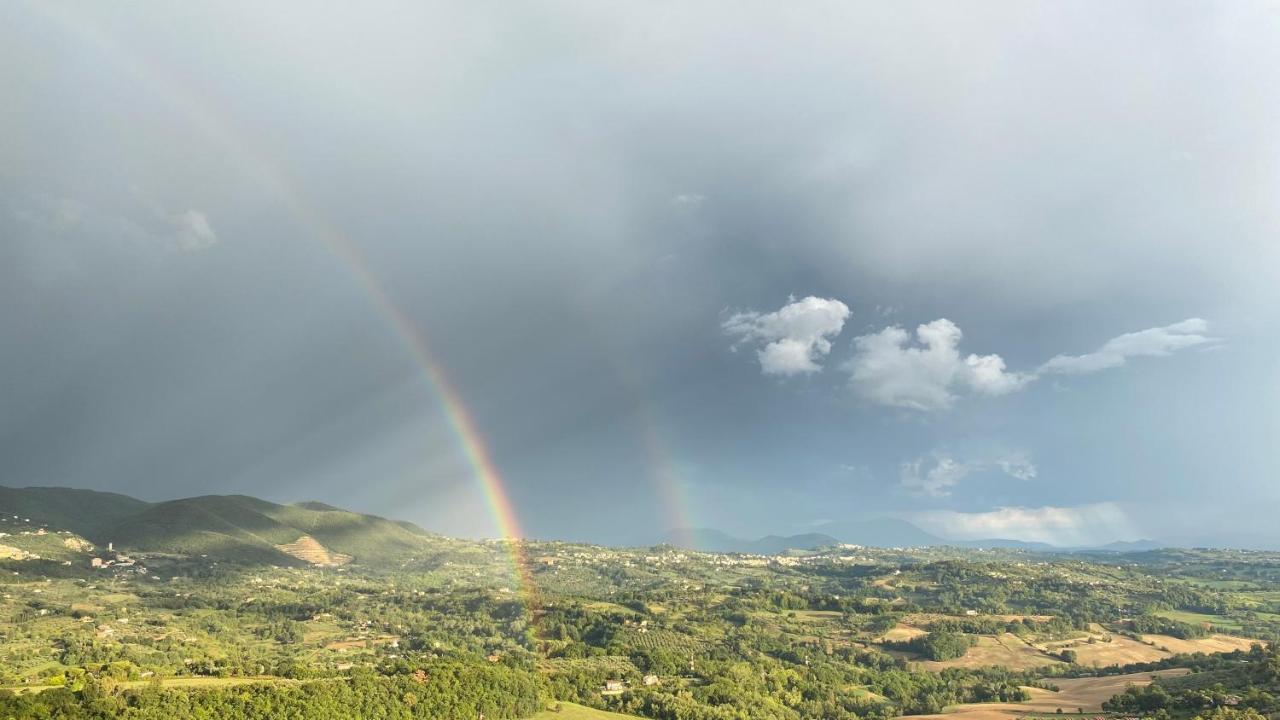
{"left": 2, "top": 486, "right": 1279, "bottom": 719}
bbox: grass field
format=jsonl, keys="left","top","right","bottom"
{"left": 532, "top": 702, "right": 640, "bottom": 720}
{"left": 900, "top": 669, "right": 1191, "bottom": 720}
{"left": 1044, "top": 631, "right": 1169, "bottom": 666}
{"left": 789, "top": 610, "right": 844, "bottom": 621}
{"left": 1038, "top": 622, "right": 1262, "bottom": 666}
{"left": 917, "top": 634, "right": 1061, "bottom": 671}
{"left": 1170, "top": 579, "right": 1260, "bottom": 591}
{"left": 880, "top": 623, "right": 928, "bottom": 642}
{"left": 1154, "top": 610, "right": 1243, "bottom": 630}
{"left": 1140, "top": 633, "right": 1261, "bottom": 655}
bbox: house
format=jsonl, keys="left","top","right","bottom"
{"left": 603, "top": 679, "right": 626, "bottom": 692}
{"left": 643, "top": 674, "right": 660, "bottom": 686}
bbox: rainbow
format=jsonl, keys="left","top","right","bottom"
{"left": 594, "top": 334, "right": 700, "bottom": 548}
{"left": 308, "top": 231, "right": 540, "bottom": 607}
{"left": 638, "top": 408, "right": 698, "bottom": 549}
{"left": 26, "top": 2, "right": 540, "bottom": 605}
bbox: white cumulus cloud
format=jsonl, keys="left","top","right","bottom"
{"left": 913, "top": 502, "right": 1137, "bottom": 546}
{"left": 847, "top": 317, "right": 1214, "bottom": 411}
{"left": 845, "top": 319, "right": 1030, "bottom": 411}
{"left": 723, "top": 296, "right": 851, "bottom": 375}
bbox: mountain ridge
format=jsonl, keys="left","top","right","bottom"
{"left": 0, "top": 485, "right": 435, "bottom": 566}
{"left": 0, "top": 485, "right": 1171, "bottom": 558}
{"left": 664, "top": 519, "right": 1171, "bottom": 553}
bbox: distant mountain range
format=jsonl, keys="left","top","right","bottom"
{"left": 0, "top": 485, "right": 436, "bottom": 566}
{"left": 811, "top": 518, "right": 945, "bottom": 547}
{"left": 1, "top": 484, "right": 1167, "bottom": 561}
{"left": 664, "top": 528, "right": 842, "bottom": 555}
{"left": 664, "top": 517, "right": 1167, "bottom": 554}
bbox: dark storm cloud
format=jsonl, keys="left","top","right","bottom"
{"left": 2, "top": 1, "right": 1277, "bottom": 545}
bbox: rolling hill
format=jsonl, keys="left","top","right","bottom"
{"left": 0, "top": 485, "right": 148, "bottom": 537}
{"left": 0, "top": 486, "right": 436, "bottom": 566}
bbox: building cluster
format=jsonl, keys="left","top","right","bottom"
{"left": 600, "top": 674, "right": 661, "bottom": 695}
{"left": 89, "top": 546, "right": 147, "bottom": 575}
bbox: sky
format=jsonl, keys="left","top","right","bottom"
{"left": 2, "top": 1, "right": 1278, "bottom": 548}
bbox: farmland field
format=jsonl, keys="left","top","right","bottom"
{"left": 1139, "top": 633, "right": 1261, "bottom": 655}
{"left": 1047, "top": 633, "right": 1170, "bottom": 666}
{"left": 532, "top": 702, "right": 641, "bottom": 720}
{"left": 880, "top": 623, "right": 929, "bottom": 642}
{"left": 900, "top": 669, "right": 1191, "bottom": 720}
{"left": 1154, "top": 609, "right": 1243, "bottom": 630}
{"left": 917, "top": 634, "right": 1061, "bottom": 671}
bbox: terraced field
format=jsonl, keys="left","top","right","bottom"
{"left": 275, "top": 535, "right": 352, "bottom": 566}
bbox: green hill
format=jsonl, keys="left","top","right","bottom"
{"left": 266, "top": 502, "right": 436, "bottom": 557}
{"left": 99, "top": 494, "right": 437, "bottom": 565}
{"left": 0, "top": 486, "right": 437, "bottom": 566}
{"left": 100, "top": 495, "right": 308, "bottom": 565}
{"left": 0, "top": 485, "right": 148, "bottom": 537}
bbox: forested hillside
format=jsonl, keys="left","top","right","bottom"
{"left": 3, "top": 490, "right": 1280, "bottom": 720}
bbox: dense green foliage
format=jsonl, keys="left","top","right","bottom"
{"left": 1104, "top": 644, "right": 1280, "bottom": 717}
{"left": 1125, "top": 615, "right": 1210, "bottom": 639}
{"left": 5, "top": 487, "right": 1280, "bottom": 720}
{"left": 101, "top": 494, "right": 436, "bottom": 565}
{"left": 0, "top": 487, "right": 146, "bottom": 539}
{"left": 0, "top": 662, "right": 543, "bottom": 719}
{"left": 886, "top": 631, "right": 977, "bottom": 661}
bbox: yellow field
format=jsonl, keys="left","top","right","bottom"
{"left": 1047, "top": 633, "right": 1168, "bottom": 666}
{"left": 1040, "top": 626, "right": 1261, "bottom": 666}
{"left": 901, "top": 669, "right": 1190, "bottom": 720}
{"left": 880, "top": 623, "right": 929, "bottom": 642}
{"left": 791, "top": 610, "right": 845, "bottom": 622}
{"left": 323, "top": 635, "right": 400, "bottom": 651}
{"left": 1140, "top": 633, "right": 1261, "bottom": 655}
{"left": 917, "top": 634, "right": 1061, "bottom": 671}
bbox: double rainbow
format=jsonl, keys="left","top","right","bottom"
{"left": 28, "top": 2, "right": 539, "bottom": 604}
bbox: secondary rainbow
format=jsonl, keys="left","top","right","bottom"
{"left": 28, "top": 1, "right": 540, "bottom": 601}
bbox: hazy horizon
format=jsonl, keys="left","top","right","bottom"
{"left": 4, "top": 2, "right": 1278, "bottom": 550}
